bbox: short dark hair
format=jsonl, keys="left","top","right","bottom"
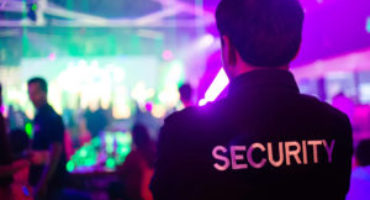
{"left": 356, "top": 139, "right": 370, "bottom": 166}
{"left": 216, "top": 0, "right": 304, "bottom": 67}
{"left": 28, "top": 77, "right": 48, "bottom": 93}
{"left": 179, "top": 83, "right": 192, "bottom": 102}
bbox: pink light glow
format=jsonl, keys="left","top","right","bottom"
{"left": 145, "top": 102, "right": 153, "bottom": 112}
{"left": 162, "top": 50, "right": 174, "bottom": 61}
{"left": 198, "top": 34, "right": 215, "bottom": 49}
{"left": 49, "top": 52, "right": 56, "bottom": 61}
{"left": 199, "top": 68, "right": 229, "bottom": 106}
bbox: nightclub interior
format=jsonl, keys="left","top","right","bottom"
{"left": 0, "top": 0, "right": 370, "bottom": 199}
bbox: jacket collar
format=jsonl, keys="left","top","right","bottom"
{"left": 228, "top": 69, "right": 300, "bottom": 97}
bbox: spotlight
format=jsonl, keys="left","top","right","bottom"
{"left": 199, "top": 68, "right": 229, "bottom": 106}
{"left": 198, "top": 34, "right": 215, "bottom": 49}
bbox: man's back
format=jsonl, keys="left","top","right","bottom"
{"left": 151, "top": 70, "right": 353, "bottom": 200}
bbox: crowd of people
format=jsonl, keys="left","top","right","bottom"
{"left": 1, "top": 0, "right": 370, "bottom": 199}
{"left": 0, "top": 77, "right": 189, "bottom": 200}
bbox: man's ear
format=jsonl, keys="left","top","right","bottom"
{"left": 222, "top": 35, "right": 237, "bottom": 67}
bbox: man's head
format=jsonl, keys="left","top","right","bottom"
{"left": 28, "top": 77, "right": 48, "bottom": 109}
{"left": 216, "top": 0, "right": 304, "bottom": 79}
{"left": 356, "top": 139, "right": 370, "bottom": 167}
{"left": 179, "top": 83, "right": 193, "bottom": 107}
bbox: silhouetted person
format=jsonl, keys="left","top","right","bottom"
{"left": 27, "top": 77, "right": 67, "bottom": 200}
{"left": 179, "top": 83, "right": 194, "bottom": 108}
{"left": 332, "top": 92, "right": 355, "bottom": 124}
{"left": 0, "top": 84, "right": 30, "bottom": 200}
{"left": 116, "top": 123, "right": 155, "bottom": 200}
{"left": 8, "top": 104, "right": 28, "bottom": 131}
{"left": 9, "top": 129, "right": 30, "bottom": 160}
{"left": 9, "top": 129, "right": 33, "bottom": 200}
{"left": 347, "top": 140, "right": 370, "bottom": 200}
{"left": 151, "top": 0, "right": 353, "bottom": 200}
{"left": 84, "top": 106, "right": 108, "bottom": 138}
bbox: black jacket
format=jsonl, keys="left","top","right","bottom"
{"left": 151, "top": 69, "right": 353, "bottom": 200}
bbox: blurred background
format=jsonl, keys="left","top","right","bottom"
{"left": 0, "top": 0, "right": 369, "bottom": 199}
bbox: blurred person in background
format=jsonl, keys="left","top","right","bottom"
{"left": 27, "top": 78, "right": 67, "bottom": 200}
{"left": 115, "top": 123, "right": 156, "bottom": 200}
{"left": 0, "top": 84, "right": 30, "bottom": 200}
{"left": 347, "top": 139, "right": 370, "bottom": 200}
{"left": 84, "top": 105, "right": 108, "bottom": 139}
{"left": 9, "top": 129, "right": 33, "bottom": 200}
{"left": 332, "top": 92, "right": 355, "bottom": 125}
{"left": 77, "top": 117, "right": 92, "bottom": 147}
{"left": 8, "top": 104, "right": 29, "bottom": 132}
{"left": 179, "top": 83, "right": 194, "bottom": 108}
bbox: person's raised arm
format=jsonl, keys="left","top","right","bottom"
{"left": 0, "top": 160, "right": 30, "bottom": 177}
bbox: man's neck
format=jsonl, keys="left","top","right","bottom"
{"left": 36, "top": 101, "right": 48, "bottom": 110}
{"left": 232, "top": 65, "right": 289, "bottom": 80}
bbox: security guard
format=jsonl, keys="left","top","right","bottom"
{"left": 151, "top": 0, "right": 353, "bottom": 199}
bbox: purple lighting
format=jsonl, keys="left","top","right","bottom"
{"left": 145, "top": 102, "right": 153, "bottom": 112}
{"left": 199, "top": 68, "right": 229, "bottom": 106}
